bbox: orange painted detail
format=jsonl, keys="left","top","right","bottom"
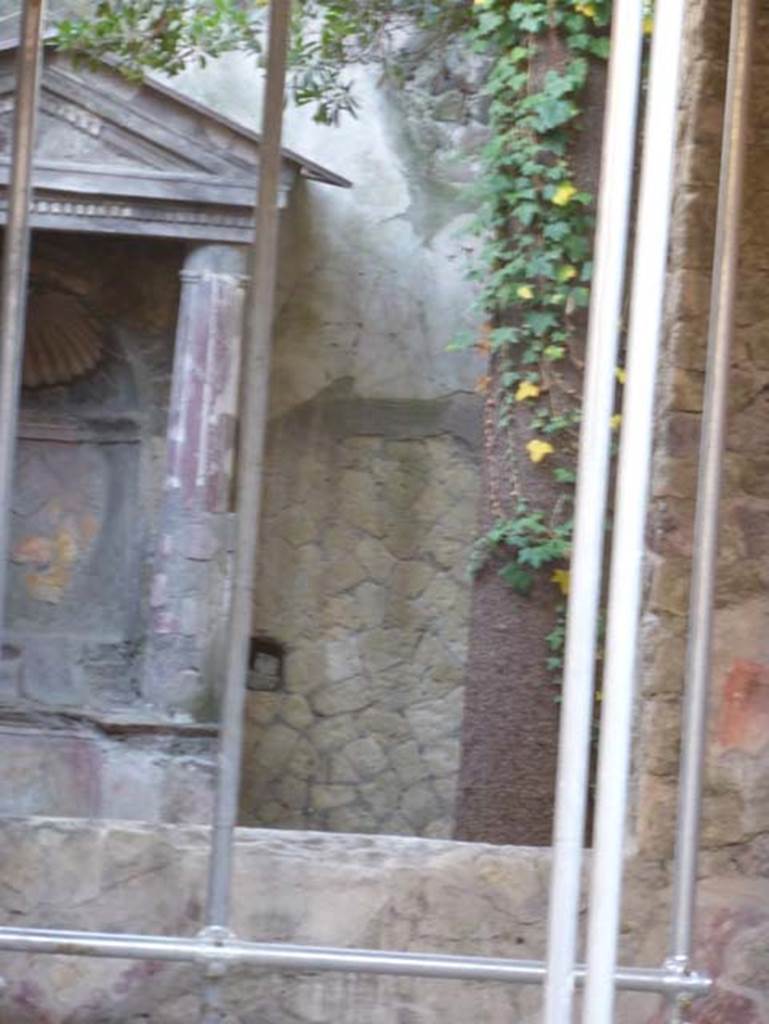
{"left": 715, "top": 659, "right": 769, "bottom": 755}
{"left": 26, "top": 527, "right": 79, "bottom": 603}
{"left": 11, "top": 512, "right": 96, "bottom": 605}
{"left": 11, "top": 535, "right": 54, "bottom": 565}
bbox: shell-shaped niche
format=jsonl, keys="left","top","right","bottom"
{"left": 23, "top": 289, "right": 104, "bottom": 389}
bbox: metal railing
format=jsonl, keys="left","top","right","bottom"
{"left": 0, "top": 0, "right": 753, "bottom": 1021}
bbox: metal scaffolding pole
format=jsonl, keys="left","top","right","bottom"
{"left": 200, "top": 0, "right": 292, "bottom": 1019}
{"left": 0, "top": 0, "right": 45, "bottom": 635}
{"left": 543, "top": 2, "right": 643, "bottom": 1021}
{"left": 0, "top": 926, "right": 713, "bottom": 996}
{"left": 669, "top": 0, "right": 754, "bottom": 982}
{"left": 581, "top": 0, "right": 687, "bottom": 1020}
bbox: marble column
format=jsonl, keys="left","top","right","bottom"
{"left": 144, "top": 244, "right": 248, "bottom": 715}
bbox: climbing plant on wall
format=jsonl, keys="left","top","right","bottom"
{"left": 458, "top": 0, "right": 615, "bottom": 672}
{"left": 53, "top": 0, "right": 652, "bottom": 669}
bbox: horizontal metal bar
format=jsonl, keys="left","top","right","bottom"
{"left": 0, "top": 927, "right": 711, "bottom": 996}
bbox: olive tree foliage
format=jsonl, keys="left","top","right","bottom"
{"left": 51, "top": 0, "right": 470, "bottom": 123}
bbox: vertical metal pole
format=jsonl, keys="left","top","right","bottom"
{"left": 201, "top": 0, "right": 292, "bottom": 1019}
{"left": 580, "top": 2, "right": 687, "bottom": 1021}
{"left": 669, "top": 0, "right": 754, "bottom": 976}
{"left": 0, "top": 0, "right": 45, "bottom": 635}
{"left": 542, "top": 3, "right": 644, "bottom": 1021}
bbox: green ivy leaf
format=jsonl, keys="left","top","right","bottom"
{"left": 499, "top": 563, "right": 535, "bottom": 595}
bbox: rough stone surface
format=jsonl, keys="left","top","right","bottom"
{"left": 0, "top": 26, "right": 487, "bottom": 840}
{"left": 170, "top": 39, "right": 487, "bottom": 838}
{"left": 0, "top": 819, "right": 766, "bottom": 1023}
{"left": 0, "top": 15, "right": 767, "bottom": 1024}
{"left": 0, "top": 722, "right": 216, "bottom": 823}
{"left": 242, "top": 416, "right": 480, "bottom": 837}
{"left": 637, "top": 0, "right": 769, "bottom": 885}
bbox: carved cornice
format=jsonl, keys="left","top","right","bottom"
{"left": 0, "top": 191, "right": 268, "bottom": 243}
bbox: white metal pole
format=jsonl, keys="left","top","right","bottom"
{"left": 203, "top": 0, "right": 291, "bottom": 933}
{"left": 0, "top": 0, "right": 45, "bottom": 636}
{"left": 201, "top": 0, "right": 292, "bottom": 1020}
{"left": 670, "top": 0, "right": 754, "bottom": 975}
{"left": 580, "top": 1, "right": 688, "bottom": 1021}
{"left": 543, "top": 3, "right": 643, "bottom": 1020}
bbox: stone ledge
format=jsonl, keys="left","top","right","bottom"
{"left": 0, "top": 704, "right": 219, "bottom": 738}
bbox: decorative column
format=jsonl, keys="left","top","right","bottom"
{"left": 144, "top": 244, "right": 248, "bottom": 716}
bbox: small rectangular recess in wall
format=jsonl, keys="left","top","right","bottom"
{"left": 246, "top": 637, "right": 285, "bottom": 693}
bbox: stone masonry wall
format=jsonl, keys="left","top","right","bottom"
{"left": 638, "top": 0, "right": 769, "bottom": 868}
{"left": 175, "top": 41, "right": 488, "bottom": 837}
{"left": 1, "top": 4, "right": 769, "bottom": 1024}
{"left": 241, "top": 390, "right": 480, "bottom": 836}
{"left": 1, "top": 817, "right": 768, "bottom": 1024}
{"left": 633, "top": 2, "right": 769, "bottom": 1020}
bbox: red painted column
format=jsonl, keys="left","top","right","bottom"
{"left": 144, "top": 244, "right": 248, "bottom": 716}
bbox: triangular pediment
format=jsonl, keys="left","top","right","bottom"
{"left": 0, "top": 41, "right": 349, "bottom": 242}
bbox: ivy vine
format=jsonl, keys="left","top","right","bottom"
{"left": 453, "top": 0, "right": 616, "bottom": 672}
{"left": 457, "top": 0, "right": 652, "bottom": 670}
{"left": 52, "top": 0, "right": 653, "bottom": 671}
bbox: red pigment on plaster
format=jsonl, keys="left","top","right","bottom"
{"left": 692, "top": 991, "right": 764, "bottom": 1024}
{"left": 696, "top": 906, "right": 768, "bottom": 980}
{"left": 715, "top": 660, "right": 769, "bottom": 755}
{"left": 644, "top": 906, "right": 769, "bottom": 1024}
{"left": 113, "top": 959, "right": 164, "bottom": 996}
{"left": 644, "top": 991, "right": 763, "bottom": 1024}
{"left": 11, "top": 980, "right": 53, "bottom": 1024}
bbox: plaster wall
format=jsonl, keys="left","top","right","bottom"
{"left": 1, "top": 3, "right": 769, "bottom": 1023}
{"left": 0, "top": 818, "right": 767, "bottom": 1024}
{"left": 0, "top": 234, "right": 219, "bottom": 825}
{"left": 175, "top": 49, "right": 487, "bottom": 836}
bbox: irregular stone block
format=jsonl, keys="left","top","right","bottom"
{"left": 281, "top": 694, "right": 314, "bottom": 732}
{"left": 312, "top": 678, "right": 371, "bottom": 716}
{"left": 342, "top": 737, "right": 388, "bottom": 780}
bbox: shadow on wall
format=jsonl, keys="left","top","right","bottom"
{"left": 242, "top": 381, "right": 482, "bottom": 838}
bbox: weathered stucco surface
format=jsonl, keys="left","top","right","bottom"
{"left": 629, "top": 2, "right": 769, "bottom": 1020}
{"left": 0, "top": 38, "right": 486, "bottom": 837}
{"left": 638, "top": 0, "right": 769, "bottom": 881}
{"left": 0, "top": 234, "right": 223, "bottom": 826}
{"left": 243, "top": 410, "right": 479, "bottom": 836}
{"left": 0, "top": 818, "right": 767, "bottom": 1024}
{"left": 0, "top": 3, "right": 768, "bottom": 1022}
{"left": 176, "top": 49, "right": 486, "bottom": 835}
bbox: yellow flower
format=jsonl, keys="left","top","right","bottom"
{"left": 575, "top": 2, "right": 597, "bottom": 17}
{"left": 610, "top": 413, "right": 622, "bottom": 431}
{"left": 527, "top": 439, "right": 555, "bottom": 463}
{"left": 558, "top": 265, "right": 578, "bottom": 282}
{"left": 516, "top": 284, "right": 534, "bottom": 300}
{"left": 615, "top": 367, "right": 627, "bottom": 384}
{"left": 552, "top": 183, "right": 578, "bottom": 207}
{"left": 551, "top": 569, "right": 570, "bottom": 595}
{"left": 515, "top": 380, "right": 541, "bottom": 402}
